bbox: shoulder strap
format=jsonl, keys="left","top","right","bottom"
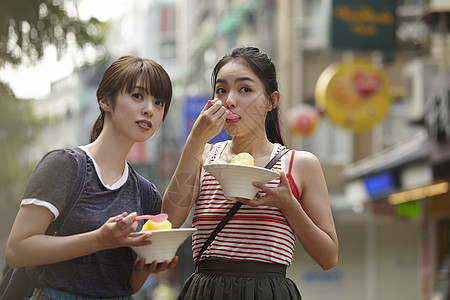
{"left": 194, "top": 201, "right": 241, "bottom": 267}
{"left": 46, "top": 147, "right": 87, "bottom": 235}
{"left": 265, "top": 147, "right": 289, "bottom": 169}
{"left": 288, "top": 150, "right": 296, "bottom": 174}
{"left": 194, "top": 146, "right": 290, "bottom": 268}
{"left": 136, "top": 174, "right": 151, "bottom": 215}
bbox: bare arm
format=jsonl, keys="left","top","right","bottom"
{"left": 162, "top": 100, "right": 228, "bottom": 227}
{"left": 162, "top": 137, "right": 208, "bottom": 227}
{"left": 5, "top": 206, "right": 152, "bottom": 268}
{"left": 244, "top": 151, "right": 338, "bottom": 270}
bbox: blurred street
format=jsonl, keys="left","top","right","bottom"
{"left": 1, "top": 0, "right": 449, "bottom": 299}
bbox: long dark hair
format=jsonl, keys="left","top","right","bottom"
{"left": 90, "top": 55, "right": 172, "bottom": 142}
{"left": 211, "top": 47, "right": 284, "bottom": 145}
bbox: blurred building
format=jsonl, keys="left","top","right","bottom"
{"left": 277, "top": 0, "right": 449, "bottom": 299}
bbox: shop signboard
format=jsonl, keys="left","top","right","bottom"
{"left": 363, "top": 171, "right": 396, "bottom": 199}
{"left": 315, "top": 60, "right": 392, "bottom": 132}
{"left": 330, "top": 0, "right": 396, "bottom": 50}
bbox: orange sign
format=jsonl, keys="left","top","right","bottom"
{"left": 315, "top": 60, "right": 392, "bottom": 132}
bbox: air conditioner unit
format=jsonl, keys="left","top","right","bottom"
{"left": 403, "top": 58, "right": 439, "bottom": 123}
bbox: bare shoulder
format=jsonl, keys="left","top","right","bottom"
{"left": 291, "top": 150, "right": 322, "bottom": 170}
{"left": 288, "top": 150, "right": 325, "bottom": 186}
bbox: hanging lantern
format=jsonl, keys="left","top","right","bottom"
{"left": 287, "top": 104, "right": 321, "bottom": 136}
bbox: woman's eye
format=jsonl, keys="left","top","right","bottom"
{"left": 132, "top": 93, "right": 143, "bottom": 100}
{"left": 241, "top": 87, "right": 251, "bottom": 93}
{"left": 215, "top": 87, "right": 226, "bottom": 94}
{"left": 155, "top": 100, "right": 165, "bottom": 107}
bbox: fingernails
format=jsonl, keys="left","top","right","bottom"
{"left": 115, "top": 212, "right": 137, "bottom": 223}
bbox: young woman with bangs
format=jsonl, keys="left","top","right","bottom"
{"left": 5, "top": 55, "right": 177, "bottom": 299}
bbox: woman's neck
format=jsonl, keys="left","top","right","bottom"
{"left": 227, "top": 137, "right": 274, "bottom": 160}
{"left": 85, "top": 134, "right": 132, "bottom": 183}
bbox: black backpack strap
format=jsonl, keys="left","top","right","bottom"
{"left": 194, "top": 146, "right": 290, "bottom": 269}
{"left": 46, "top": 147, "right": 87, "bottom": 235}
{"left": 136, "top": 174, "right": 151, "bottom": 215}
{"left": 136, "top": 173, "right": 162, "bottom": 216}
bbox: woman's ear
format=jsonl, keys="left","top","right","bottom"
{"left": 267, "top": 91, "right": 280, "bottom": 111}
{"left": 99, "top": 98, "right": 112, "bottom": 112}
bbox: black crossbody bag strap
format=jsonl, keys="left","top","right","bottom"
{"left": 194, "top": 147, "right": 290, "bottom": 269}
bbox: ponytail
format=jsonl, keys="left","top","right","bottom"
{"left": 89, "top": 111, "right": 104, "bottom": 143}
{"left": 266, "top": 108, "right": 285, "bottom": 146}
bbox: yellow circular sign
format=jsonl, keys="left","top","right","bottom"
{"left": 315, "top": 60, "right": 392, "bottom": 132}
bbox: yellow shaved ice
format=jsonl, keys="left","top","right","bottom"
{"left": 141, "top": 219, "right": 172, "bottom": 232}
{"left": 230, "top": 153, "right": 254, "bottom": 166}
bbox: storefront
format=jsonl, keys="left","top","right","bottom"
{"left": 425, "top": 133, "right": 450, "bottom": 299}
{"left": 342, "top": 124, "right": 450, "bottom": 299}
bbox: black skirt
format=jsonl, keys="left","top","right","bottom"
{"left": 177, "top": 260, "right": 302, "bottom": 300}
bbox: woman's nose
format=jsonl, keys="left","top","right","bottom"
{"left": 142, "top": 100, "right": 154, "bottom": 116}
{"left": 225, "top": 93, "right": 237, "bottom": 109}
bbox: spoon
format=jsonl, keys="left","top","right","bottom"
{"left": 115, "top": 213, "right": 168, "bottom": 223}
{"left": 207, "top": 99, "right": 240, "bottom": 120}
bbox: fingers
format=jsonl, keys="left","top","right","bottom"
{"left": 204, "top": 99, "right": 221, "bottom": 113}
{"left": 207, "top": 99, "right": 218, "bottom": 106}
{"left": 142, "top": 257, "right": 177, "bottom": 274}
{"left": 115, "top": 212, "right": 138, "bottom": 231}
{"left": 205, "top": 99, "right": 228, "bottom": 122}
{"left": 277, "top": 170, "right": 288, "bottom": 184}
{"left": 252, "top": 171, "right": 285, "bottom": 191}
{"left": 128, "top": 232, "right": 152, "bottom": 247}
{"left": 168, "top": 256, "right": 179, "bottom": 269}
{"left": 235, "top": 198, "right": 257, "bottom": 207}
{"left": 219, "top": 111, "right": 229, "bottom": 121}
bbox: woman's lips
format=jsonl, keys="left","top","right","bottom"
{"left": 136, "top": 120, "right": 152, "bottom": 130}
{"left": 207, "top": 99, "right": 240, "bottom": 120}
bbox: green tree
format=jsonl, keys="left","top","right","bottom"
{"left": 0, "top": 0, "right": 108, "bottom": 206}
{"left": 0, "top": 83, "right": 42, "bottom": 205}
{"left": 1, "top": 0, "right": 108, "bottom": 66}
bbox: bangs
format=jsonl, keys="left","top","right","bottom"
{"left": 120, "top": 59, "right": 172, "bottom": 119}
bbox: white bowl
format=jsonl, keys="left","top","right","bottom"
{"left": 130, "top": 228, "right": 196, "bottom": 263}
{"left": 203, "top": 163, "right": 280, "bottom": 200}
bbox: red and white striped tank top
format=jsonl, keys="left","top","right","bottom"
{"left": 192, "top": 141, "right": 298, "bottom": 266}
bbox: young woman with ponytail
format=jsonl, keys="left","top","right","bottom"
{"left": 163, "top": 47, "right": 338, "bottom": 300}
{"left": 5, "top": 55, "right": 177, "bottom": 299}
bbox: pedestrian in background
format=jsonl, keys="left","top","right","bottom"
{"left": 5, "top": 55, "right": 177, "bottom": 299}
{"left": 163, "top": 46, "right": 338, "bottom": 300}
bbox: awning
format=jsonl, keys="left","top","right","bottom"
{"left": 216, "top": 0, "right": 256, "bottom": 34}
{"left": 344, "top": 131, "right": 431, "bottom": 181}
